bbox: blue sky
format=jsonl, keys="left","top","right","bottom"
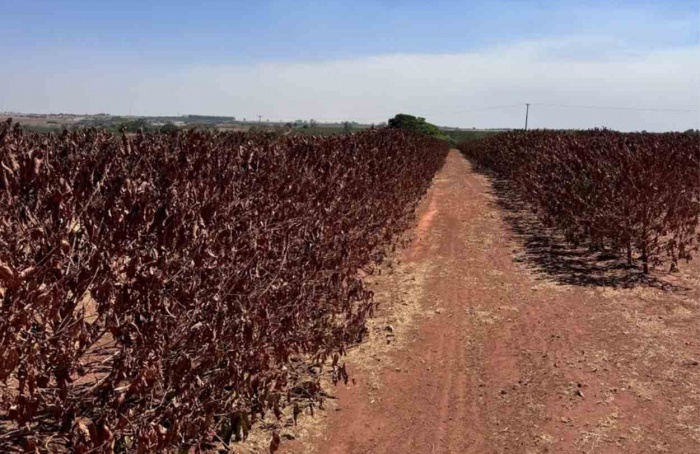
{"left": 2, "top": 0, "right": 697, "bottom": 63}
{"left": 1, "top": 0, "right": 698, "bottom": 130}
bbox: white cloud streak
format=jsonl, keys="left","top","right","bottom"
{"left": 1, "top": 39, "right": 698, "bottom": 131}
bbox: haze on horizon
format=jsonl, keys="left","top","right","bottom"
{"left": 1, "top": 0, "right": 698, "bottom": 132}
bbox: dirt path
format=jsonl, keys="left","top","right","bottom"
{"left": 282, "top": 150, "right": 700, "bottom": 454}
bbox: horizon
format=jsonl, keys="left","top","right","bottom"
{"left": 2, "top": 111, "right": 699, "bottom": 133}
{"left": 1, "top": 0, "right": 698, "bottom": 132}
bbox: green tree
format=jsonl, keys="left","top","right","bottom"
{"left": 119, "top": 118, "right": 150, "bottom": 133}
{"left": 387, "top": 114, "right": 452, "bottom": 143}
{"left": 159, "top": 123, "right": 179, "bottom": 134}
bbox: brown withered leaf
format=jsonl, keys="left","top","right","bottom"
{"left": 269, "top": 432, "right": 281, "bottom": 454}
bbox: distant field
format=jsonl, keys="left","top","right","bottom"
{"left": 0, "top": 115, "right": 75, "bottom": 132}
{"left": 0, "top": 114, "right": 380, "bottom": 135}
{"left": 0, "top": 114, "right": 510, "bottom": 141}
{"left": 440, "top": 128, "right": 505, "bottom": 143}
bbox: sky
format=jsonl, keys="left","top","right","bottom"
{"left": 0, "top": 0, "right": 698, "bottom": 131}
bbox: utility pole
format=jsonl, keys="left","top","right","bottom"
{"left": 525, "top": 103, "right": 530, "bottom": 130}
{"left": 258, "top": 115, "right": 262, "bottom": 124}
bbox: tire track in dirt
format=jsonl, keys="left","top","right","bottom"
{"left": 281, "top": 150, "right": 700, "bottom": 454}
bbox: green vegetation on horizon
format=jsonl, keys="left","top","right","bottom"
{"left": 5, "top": 112, "right": 511, "bottom": 140}
{"left": 388, "top": 114, "right": 454, "bottom": 143}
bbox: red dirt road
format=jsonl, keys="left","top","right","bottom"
{"left": 283, "top": 150, "right": 700, "bottom": 454}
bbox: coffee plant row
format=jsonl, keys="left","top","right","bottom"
{"left": 459, "top": 129, "right": 700, "bottom": 273}
{"left": 0, "top": 119, "right": 449, "bottom": 452}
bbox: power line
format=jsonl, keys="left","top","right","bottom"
{"left": 435, "top": 104, "right": 523, "bottom": 114}
{"left": 264, "top": 104, "right": 524, "bottom": 123}
{"left": 115, "top": 101, "right": 696, "bottom": 126}
{"left": 297, "top": 102, "right": 698, "bottom": 124}
{"left": 530, "top": 103, "right": 700, "bottom": 113}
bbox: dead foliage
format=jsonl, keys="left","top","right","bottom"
{"left": 0, "top": 119, "right": 448, "bottom": 452}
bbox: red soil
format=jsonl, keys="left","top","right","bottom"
{"left": 282, "top": 150, "right": 700, "bottom": 454}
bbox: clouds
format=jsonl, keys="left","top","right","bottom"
{"left": 0, "top": 1, "right": 698, "bottom": 131}
{"left": 2, "top": 37, "right": 697, "bottom": 131}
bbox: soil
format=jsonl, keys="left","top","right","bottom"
{"left": 280, "top": 150, "right": 700, "bottom": 454}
